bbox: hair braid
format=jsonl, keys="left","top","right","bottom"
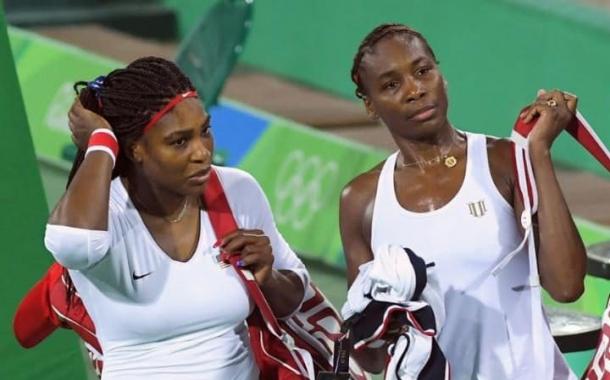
{"left": 350, "top": 23, "right": 438, "bottom": 99}
{"left": 68, "top": 57, "right": 196, "bottom": 185}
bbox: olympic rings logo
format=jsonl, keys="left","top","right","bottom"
{"left": 274, "top": 150, "right": 339, "bottom": 230}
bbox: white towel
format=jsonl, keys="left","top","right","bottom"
{"left": 342, "top": 244, "right": 444, "bottom": 331}
{"left": 369, "top": 244, "right": 417, "bottom": 303}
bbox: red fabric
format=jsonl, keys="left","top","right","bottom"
{"left": 513, "top": 111, "right": 610, "bottom": 173}
{"left": 566, "top": 114, "right": 610, "bottom": 171}
{"left": 13, "top": 263, "right": 64, "bottom": 348}
{"left": 13, "top": 262, "right": 101, "bottom": 353}
{"left": 48, "top": 275, "right": 101, "bottom": 353}
{"left": 88, "top": 130, "right": 119, "bottom": 157}
{"left": 513, "top": 110, "right": 610, "bottom": 379}
{"left": 204, "top": 169, "right": 314, "bottom": 379}
{"left": 583, "top": 303, "right": 610, "bottom": 380}
{"left": 143, "top": 91, "right": 198, "bottom": 133}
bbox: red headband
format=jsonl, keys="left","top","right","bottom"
{"left": 143, "top": 90, "right": 198, "bottom": 133}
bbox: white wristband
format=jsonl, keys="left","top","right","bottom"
{"left": 85, "top": 145, "right": 116, "bottom": 167}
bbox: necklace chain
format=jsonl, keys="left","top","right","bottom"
{"left": 400, "top": 154, "right": 457, "bottom": 168}
{"left": 130, "top": 190, "right": 190, "bottom": 224}
{"left": 164, "top": 198, "right": 189, "bottom": 223}
{"left": 399, "top": 136, "right": 462, "bottom": 169}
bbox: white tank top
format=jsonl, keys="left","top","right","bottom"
{"left": 371, "top": 133, "right": 574, "bottom": 380}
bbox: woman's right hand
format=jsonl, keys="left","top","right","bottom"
{"left": 68, "top": 98, "right": 113, "bottom": 150}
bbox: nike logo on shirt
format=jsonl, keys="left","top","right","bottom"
{"left": 132, "top": 271, "right": 152, "bottom": 280}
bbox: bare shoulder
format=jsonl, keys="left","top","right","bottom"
{"left": 485, "top": 136, "right": 516, "bottom": 203}
{"left": 486, "top": 136, "right": 514, "bottom": 175}
{"left": 340, "top": 160, "right": 384, "bottom": 213}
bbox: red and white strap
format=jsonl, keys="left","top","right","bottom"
{"left": 85, "top": 128, "right": 119, "bottom": 167}
{"left": 507, "top": 110, "right": 608, "bottom": 378}
{"left": 491, "top": 110, "right": 610, "bottom": 277}
{"left": 204, "top": 169, "right": 316, "bottom": 379}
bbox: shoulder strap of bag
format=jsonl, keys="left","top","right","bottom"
{"left": 202, "top": 168, "right": 284, "bottom": 335}
{"left": 510, "top": 110, "right": 609, "bottom": 378}
{"left": 203, "top": 169, "right": 371, "bottom": 380}
{"left": 203, "top": 168, "right": 317, "bottom": 379}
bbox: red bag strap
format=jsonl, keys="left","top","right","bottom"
{"left": 513, "top": 110, "right": 610, "bottom": 171}
{"left": 509, "top": 109, "right": 610, "bottom": 378}
{"left": 202, "top": 168, "right": 284, "bottom": 334}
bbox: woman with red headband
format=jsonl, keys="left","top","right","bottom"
{"left": 43, "top": 57, "right": 309, "bottom": 379}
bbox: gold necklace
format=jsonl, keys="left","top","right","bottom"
{"left": 165, "top": 198, "right": 189, "bottom": 223}
{"left": 400, "top": 154, "right": 457, "bottom": 168}
{"left": 130, "top": 190, "right": 190, "bottom": 224}
{"left": 400, "top": 134, "right": 462, "bottom": 169}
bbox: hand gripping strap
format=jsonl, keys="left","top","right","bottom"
{"left": 473, "top": 110, "right": 610, "bottom": 283}
{"left": 511, "top": 110, "right": 610, "bottom": 378}
{"left": 203, "top": 168, "right": 315, "bottom": 379}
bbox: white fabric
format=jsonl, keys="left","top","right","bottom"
{"left": 370, "top": 133, "right": 574, "bottom": 380}
{"left": 342, "top": 261, "right": 374, "bottom": 319}
{"left": 512, "top": 133, "right": 547, "bottom": 380}
{"left": 584, "top": 298, "right": 610, "bottom": 379}
{"left": 45, "top": 225, "right": 110, "bottom": 270}
{"left": 385, "top": 331, "right": 434, "bottom": 380}
{"left": 341, "top": 244, "right": 444, "bottom": 330}
{"left": 44, "top": 166, "right": 309, "bottom": 380}
{"left": 369, "top": 245, "right": 417, "bottom": 304}
{"left": 86, "top": 146, "right": 117, "bottom": 167}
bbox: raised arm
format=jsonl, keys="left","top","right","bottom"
{"left": 45, "top": 99, "right": 116, "bottom": 270}
{"left": 48, "top": 99, "right": 115, "bottom": 230}
{"left": 516, "top": 89, "right": 586, "bottom": 302}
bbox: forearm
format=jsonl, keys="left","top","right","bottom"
{"left": 530, "top": 143, "right": 586, "bottom": 302}
{"left": 48, "top": 152, "right": 113, "bottom": 230}
{"left": 259, "top": 269, "right": 305, "bottom": 318}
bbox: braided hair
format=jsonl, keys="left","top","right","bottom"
{"left": 68, "top": 56, "right": 196, "bottom": 185}
{"left": 64, "top": 57, "right": 196, "bottom": 303}
{"left": 350, "top": 23, "right": 438, "bottom": 100}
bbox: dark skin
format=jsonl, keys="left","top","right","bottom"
{"left": 49, "top": 97, "right": 304, "bottom": 318}
{"left": 341, "top": 34, "right": 586, "bottom": 373}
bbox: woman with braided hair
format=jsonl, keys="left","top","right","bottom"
{"left": 40, "top": 56, "right": 310, "bottom": 379}
{"left": 340, "top": 24, "right": 586, "bottom": 379}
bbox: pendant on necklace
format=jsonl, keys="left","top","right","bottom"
{"left": 444, "top": 156, "right": 457, "bottom": 168}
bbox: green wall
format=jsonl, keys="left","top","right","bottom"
{"left": 0, "top": 4, "right": 88, "bottom": 380}
{"left": 166, "top": 0, "right": 610, "bottom": 177}
{"left": 163, "top": 0, "right": 215, "bottom": 39}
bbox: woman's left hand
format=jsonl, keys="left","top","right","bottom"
{"left": 218, "top": 229, "right": 274, "bottom": 286}
{"left": 520, "top": 89, "right": 578, "bottom": 150}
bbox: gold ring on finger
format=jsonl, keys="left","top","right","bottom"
{"left": 546, "top": 99, "right": 557, "bottom": 108}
